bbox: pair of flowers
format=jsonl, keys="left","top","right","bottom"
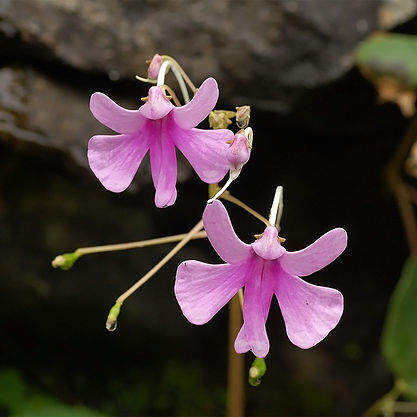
{"left": 88, "top": 77, "right": 346, "bottom": 358}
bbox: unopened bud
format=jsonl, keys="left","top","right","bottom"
{"left": 106, "top": 301, "right": 122, "bottom": 332}
{"left": 51, "top": 252, "right": 79, "bottom": 271}
{"left": 147, "top": 54, "right": 163, "bottom": 80}
{"left": 249, "top": 357, "right": 267, "bottom": 387}
{"left": 209, "top": 110, "right": 236, "bottom": 130}
{"left": 227, "top": 133, "right": 251, "bottom": 180}
{"left": 236, "top": 105, "right": 251, "bottom": 129}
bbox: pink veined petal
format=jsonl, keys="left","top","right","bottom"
{"left": 280, "top": 228, "right": 347, "bottom": 277}
{"left": 175, "top": 127, "right": 232, "bottom": 184}
{"left": 175, "top": 260, "right": 247, "bottom": 325}
{"left": 235, "top": 261, "right": 275, "bottom": 356}
{"left": 203, "top": 200, "right": 252, "bottom": 264}
{"left": 252, "top": 226, "right": 286, "bottom": 260}
{"left": 139, "top": 86, "right": 174, "bottom": 120}
{"left": 90, "top": 92, "right": 144, "bottom": 134}
{"left": 149, "top": 120, "right": 178, "bottom": 208}
{"left": 87, "top": 133, "right": 149, "bottom": 193}
{"left": 236, "top": 258, "right": 272, "bottom": 358}
{"left": 274, "top": 264, "right": 344, "bottom": 349}
{"left": 172, "top": 77, "right": 219, "bottom": 129}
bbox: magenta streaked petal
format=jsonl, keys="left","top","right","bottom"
{"left": 237, "top": 259, "right": 273, "bottom": 358}
{"left": 252, "top": 226, "right": 286, "bottom": 260}
{"left": 87, "top": 133, "right": 149, "bottom": 192}
{"left": 149, "top": 133, "right": 177, "bottom": 208}
{"left": 280, "top": 228, "right": 347, "bottom": 277}
{"left": 139, "top": 86, "right": 173, "bottom": 120}
{"left": 235, "top": 261, "right": 275, "bottom": 355}
{"left": 175, "top": 128, "right": 232, "bottom": 184}
{"left": 275, "top": 265, "right": 344, "bottom": 349}
{"left": 175, "top": 261, "right": 246, "bottom": 325}
{"left": 172, "top": 78, "right": 219, "bottom": 129}
{"left": 203, "top": 200, "right": 252, "bottom": 264}
{"left": 234, "top": 326, "right": 251, "bottom": 354}
{"left": 90, "top": 93, "right": 144, "bottom": 134}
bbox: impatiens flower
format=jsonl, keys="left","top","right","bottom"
{"left": 88, "top": 78, "right": 233, "bottom": 208}
{"left": 175, "top": 200, "right": 347, "bottom": 358}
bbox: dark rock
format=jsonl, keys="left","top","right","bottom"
{"left": 0, "top": 65, "right": 193, "bottom": 182}
{"left": 0, "top": 0, "right": 391, "bottom": 113}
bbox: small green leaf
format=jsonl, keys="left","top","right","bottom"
{"left": 356, "top": 33, "right": 417, "bottom": 88}
{"left": 382, "top": 257, "right": 417, "bottom": 390}
{"left": 248, "top": 357, "right": 266, "bottom": 387}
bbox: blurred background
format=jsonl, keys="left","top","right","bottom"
{"left": 1, "top": 0, "right": 417, "bottom": 415}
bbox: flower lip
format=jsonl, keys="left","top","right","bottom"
{"left": 139, "top": 86, "right": 173, "bottom": 120}
{"left": 251, "top": 226, "right": 286, "bottom": 260}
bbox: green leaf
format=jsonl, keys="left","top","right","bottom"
{"left": 356, "top": 33, "right": 417, "bottom": 88}
{"left": 382, "top": 257, "right": 417, "bottom": 390}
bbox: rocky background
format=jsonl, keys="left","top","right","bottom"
{"left": 1, "top": 0, "right": 417, "bottom": 415}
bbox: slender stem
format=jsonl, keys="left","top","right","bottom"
{"left": 238, "top": 288, "right": 244, "bottom": 311}
{"left": 207, "top": 177, "right": 234, "bottom": 204}
{"left": 161, "top": 55, "right": 197, "bottom": 93}
{"left": 244, "top": 127, "right": 253, "bottom": 147}
{"left": 385, "top": 113, "right": 417, "bottom": 256}
{"left": 221, "top": 191, "right": 270, "bottom": 226}
{"left": 363, "top": 382, "right": 403, "bottom": 417}
{"left": 393, "top": 401, "right": 417, "bottom": 413}
{"left": 160, "top": 84, "right": 182, "bottom": 107}
{"left": 116, "top": 219, "right": 204, "bottom": 304}
{"left": 74, "top": 231, "right": 207, "bottom": 257}
{"left": 227, "top": 293, "right": 245, "bottom": 417}
{"left": 157, "top": 59, "right": 190, "bottom": 103}
{"left": 135, "top": 75, "right": 157, "bottom": 85}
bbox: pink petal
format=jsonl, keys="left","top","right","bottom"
{"left": 280, "top": 228, "right": 347, "bottom": 277}
{"left": 87, "top": 133, "right": 149, "bottom": 192}
{"left": 90, "top": 93, "right": 145, "bottom": 134}
{"left": 172, "top": 78, "right": 219, "bottom": 129}
{"left": 203, "top": 200, "right": 252, "bottom": 264}
{"left": 235, "top": 258, "right": 273, "bottom": 358}
{"left": 175, "top": 128, "right": 232, "bottom": 184}
{"left": 251, "top": 226, "right": 286, "bottom": 260}
{"left": 139, "top": 86, "right": 173, "bottom": 120}
{"left": 175, "top": 260, "right": 247, "bottom": 325}
{"left": 275, "top": 265, "right": 344, "bottom": 349}
{"left": 149, "top": 128, "right": 177, "bottom": 208}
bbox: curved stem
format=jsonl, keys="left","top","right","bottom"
{"left": 159, "top": 84, "right": 182, "bottom": 107}
{"left": 220, "top": 191, "right": 270, "bottom": 227}
{"left": 363, "top": 380, "right": 404, "bottom": 417}
{"left": 207, "top": 177, "right": 234, "bottom": 204}
{"left": 385, "top": 113, "right": 417, "bottom": 256}
{"left": 161, "top": 55, "right": 197, "bottom": 93}
{"left": 157, "top": 59, "right": 190, "bottom": 104}
{"left": 116, "top": 219, "right": 204, "bottom": 304}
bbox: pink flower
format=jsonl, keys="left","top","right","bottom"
{"left": 175, "top": 200, "right": 347, "bottom": 357}
{"left": 88, "top": 78, "right": 233, "bottom": 208}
